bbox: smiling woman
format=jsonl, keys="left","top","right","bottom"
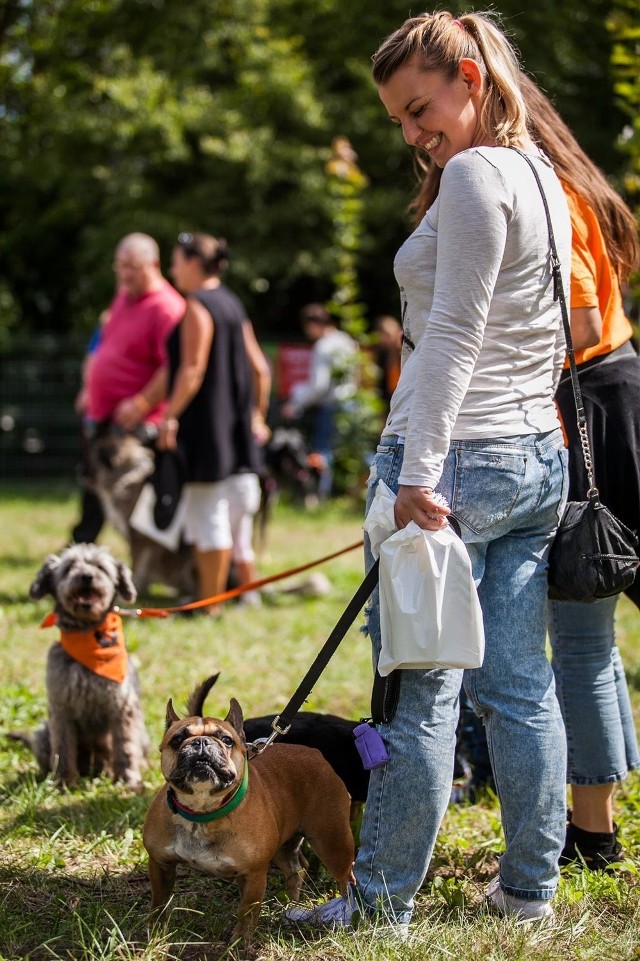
{"left": 379, "top": 60, "right": 487, "bottom": 167}
{"left": 372, "top": 12, "right": 527, "bottom": 155}
{"left": 286, "top": 8, "right": 573, "bottom": 936}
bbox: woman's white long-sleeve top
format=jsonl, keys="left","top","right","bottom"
{"left": 385, "top": 146, "right": 572, "bottom": 490}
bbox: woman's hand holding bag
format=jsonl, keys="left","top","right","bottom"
{"left": 365, "top": 480, "right": 485, "bottom": 676}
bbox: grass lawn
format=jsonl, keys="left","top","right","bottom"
{"left": 0, "top": 482, "right": 639, "bottom": 960}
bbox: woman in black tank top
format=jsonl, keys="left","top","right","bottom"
{"left": 158, "top": 232, "right": 270, "bottom": 615}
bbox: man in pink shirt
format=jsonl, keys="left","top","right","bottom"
{"left": 71, "top": 233, "right": 184, "bottom": 544}
{"left": 87, "top": 233, "right": 185, "bottom": 429}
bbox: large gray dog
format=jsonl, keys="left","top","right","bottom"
{"left": 89, "top": 429, "right": 197, "bottom": 597}
{"left": 12, "top": 543, "right": 149, "bottom": 790}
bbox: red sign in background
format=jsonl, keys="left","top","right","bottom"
{"left": 272, "top": 343, "right": 313, "bottom": 399}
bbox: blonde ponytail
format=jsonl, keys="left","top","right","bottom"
{"left": 372, "top": 10, "right": 527, "bottom": 147}
{"left": 460, "top": 13, "right": 527, "bottom": 145}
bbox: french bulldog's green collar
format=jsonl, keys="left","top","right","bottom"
{"left": 167, "top": 762, "right": 249, "bottom": 822}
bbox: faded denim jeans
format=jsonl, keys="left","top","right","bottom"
{"left": 354, "top": 430, "right": 568, "bottom": 924}
{"left": 549, "top": 596, "right": 640, "bottom": 784}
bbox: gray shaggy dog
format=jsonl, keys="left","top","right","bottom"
{"left": 90, "top": 429, "right": 197, "bottom": 597}
{"left": 11, "top": 543, "right": 149, "bottom": 790}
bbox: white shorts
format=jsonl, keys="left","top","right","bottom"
{"left": 182, "top": 474, "right": 261, "bottom": 559}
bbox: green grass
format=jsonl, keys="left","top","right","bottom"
{"left": 1, "top": 483, "right": 639, "bottom": 960}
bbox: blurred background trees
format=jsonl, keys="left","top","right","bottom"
{"left": 0, "top": 0, "right": 637, "bottom": 348}
{"left": 609, "top": 0, "right": 640, "bottom": 286}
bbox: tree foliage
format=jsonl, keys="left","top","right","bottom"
{"left": 0, "top": 0, "right": 633, "bottom": 347}
{"left": 609, "top": 1, "right": 640, "bottom": 208}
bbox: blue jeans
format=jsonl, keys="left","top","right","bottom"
{"left": 311, "top": 402, "right": 337, "bottom": 499}
{"left": 549, "top": 596, "right": 640, "bottom": 784}
{"left": 354, "top": 431, "right": 569, "bottom": 923}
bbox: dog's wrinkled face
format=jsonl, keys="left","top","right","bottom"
{"left": 161, "top": 698, "right": 246, "bottom": 804}
{"left": 29, "top": 543, "right": 137, "bottom": 629}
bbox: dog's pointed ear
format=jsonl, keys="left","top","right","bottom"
{"left": 115, "top": 562, "right": 137, "bottom": 604}
{"left": 29, "top": 554, "right": 61, "bottom": 600}
{"left": 165, "top": 698, "right": 180, "bottom": 731}
{"left": 186, "top": 674, "right": 220, "bottom": 718}
{"left": 225, "top": 698, "right": 245, "bottom": 739}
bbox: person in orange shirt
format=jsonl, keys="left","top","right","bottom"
{"left": 412, "top": 74, "right": 640, "bottom": 869}
{"left": 523, "top": 75, "right": 640, "bottom": 870}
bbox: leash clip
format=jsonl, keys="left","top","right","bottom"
{"left": 270, "top": 714, "right": 292, "bottom": 737}
{"left": 246, "top": 738, "right": 268, "bottom": 759}
{"left": 256, "top": 714, "right": 292, "bottom": 754}
{"left": 113, "top": 606, "right": 143, "bottom": 618}
{"left": 246, "top": 715, "right": 292, "bottom": 759}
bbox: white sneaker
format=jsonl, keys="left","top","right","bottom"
{"left": 370, "top": 919, "right": 410, "bottom": 941}
{"left": 284, "top": 884, "right": 410, "bottom": 940}
{"left": 284, "top": 883, "right": 361, "bottom": 931}
{"left": 486, "top": 876, "right": 555, "bottom": 923}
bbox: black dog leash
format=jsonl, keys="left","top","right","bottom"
{"left": 255, "top": 559, "right": 381, "bottom": 751}
{"left": 254, "top": 514, "right": 462, "bottom": 753}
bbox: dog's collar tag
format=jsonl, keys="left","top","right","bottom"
{"left": 167, "top": 761, "right": 249, "bottom": 822}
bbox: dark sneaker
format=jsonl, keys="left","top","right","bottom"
{"left": 560, "top": 821, "right": 624, "bottom": 871}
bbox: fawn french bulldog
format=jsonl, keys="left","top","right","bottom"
{"left": 142, "top": 680, "right": 355, "bottom": 945}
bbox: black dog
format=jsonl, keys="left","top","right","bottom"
{"left": 246, "top": 710, "right": 472, "bottom": 804}
{"left": 190, "top": 675, "right": 367, "bottom": 807}
{"left": 193, "top": 675, "right": 474, "bottom": 814}
{"left": 245, "top": 711, "right": 368, "bottom": 806}
{"left": 256, "top": 427, "right": 325, "bottom": 551}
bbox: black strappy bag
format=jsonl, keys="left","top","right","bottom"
{"left": 515, "top": 148, "right": 639, "bottom": 602}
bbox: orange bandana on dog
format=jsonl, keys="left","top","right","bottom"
{"left": 42, "top": 612, "right": 128, "bottom": 683}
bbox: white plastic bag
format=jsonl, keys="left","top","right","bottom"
{"left": 129, "top": 483, "right": 186, "bottom": 552}
{"left": 364, "top": 481, "right": 485, "bottom": 675}
{"left": 363, "top": 479, "right": 398, "bottom": 559}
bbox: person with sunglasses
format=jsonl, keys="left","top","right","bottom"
{"left": 158, "top": 232, "right": 271, "bottom": 615}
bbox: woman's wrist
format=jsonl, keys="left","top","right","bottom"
{"left": 161, "top": 417, "right": 179, "bottom": 431}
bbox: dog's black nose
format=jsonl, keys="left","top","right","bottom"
{"left": 80, "top": 574, "right": 94, "bottom": 588}
{"left": 189, "top": 737, "right": 209, "bottom": 753}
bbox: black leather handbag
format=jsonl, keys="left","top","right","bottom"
{"left": 514, "top": 148, "right": 640, "bottom": 602}
{"left": 547, "top": 494, "right": 638, "bottom": 602}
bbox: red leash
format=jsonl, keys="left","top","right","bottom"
{"left": 115, "top": 539, "right": 364, "bottom": 619}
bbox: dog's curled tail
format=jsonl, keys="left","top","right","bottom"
{"left": 185, "top": 673, "right": 220, "bottom": 718}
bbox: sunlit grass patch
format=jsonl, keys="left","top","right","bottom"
{"left": 0, "top": 486, "right": 638, "bottom": 960}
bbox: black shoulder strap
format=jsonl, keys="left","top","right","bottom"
{"left": 512, "top": 146, "right": 595, "bottom": 497}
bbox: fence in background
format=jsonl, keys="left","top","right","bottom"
{"left": 0, "top": 337, "right": 84, "bottom": 480}
{"left": 0, "top": 338, "right": 313, "bottom": 481}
